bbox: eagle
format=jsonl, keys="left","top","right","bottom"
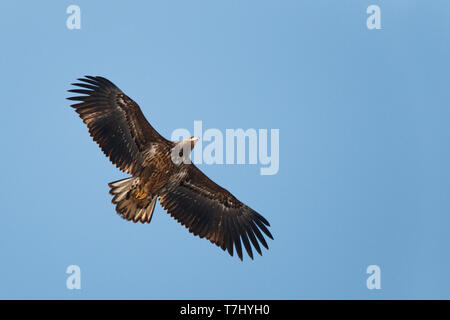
{"left": 67, "top": 76, "right": 273, "bottom": 260}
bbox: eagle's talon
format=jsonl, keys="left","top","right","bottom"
{"left": 135, "top": 190, "right": 147, "bottom": 200}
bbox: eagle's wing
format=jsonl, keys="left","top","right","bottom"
{"left": 159, "top": 165, "right": 273, "bottom": 260}
{"left": 67, "top": 76, "right": 170, "bottom": 175}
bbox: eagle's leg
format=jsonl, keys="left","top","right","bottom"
{"left": 135, "top": 190, "right": 148, "bottom": 200}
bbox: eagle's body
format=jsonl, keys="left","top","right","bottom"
{"left": 68, "top": 76, "right": 273, "bottom": 260}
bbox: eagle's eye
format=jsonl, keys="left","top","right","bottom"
{"left": 179, "top": 149, "right": 183, "bottom": 157}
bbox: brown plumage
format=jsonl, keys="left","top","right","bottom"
{"left": 67, "top": 76, "right": 273, "bottom": 260}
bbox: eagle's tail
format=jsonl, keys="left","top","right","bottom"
{"left": 108, "top": 177, "right": 157, "bottom": 224}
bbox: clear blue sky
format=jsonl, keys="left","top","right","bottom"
{"left": 0, "top": 1, "right": 448, "bottom": 299}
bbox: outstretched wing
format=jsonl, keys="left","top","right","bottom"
{"left": 158, "top": 165, "right": 273, "bottom": 260}
{"left": 67, "top": 76, "right": 170, "bottom": 175}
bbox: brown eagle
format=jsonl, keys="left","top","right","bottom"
{"left": 67, "top": 76, "right": 273, "bottom": 260}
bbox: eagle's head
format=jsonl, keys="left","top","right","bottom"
{"left": 171, "top": 136, "right": 199, "bottom": 164}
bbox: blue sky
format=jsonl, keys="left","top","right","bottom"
{"left": 0, "top": 1, "right": 448, "bottom": 299}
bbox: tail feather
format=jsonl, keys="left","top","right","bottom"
{"left": 108, "top": 177, "right": 157, "bottom": 224}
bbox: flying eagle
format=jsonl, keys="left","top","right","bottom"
{"left": 67, "top": 76, "right": 273, "bottom": 260}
